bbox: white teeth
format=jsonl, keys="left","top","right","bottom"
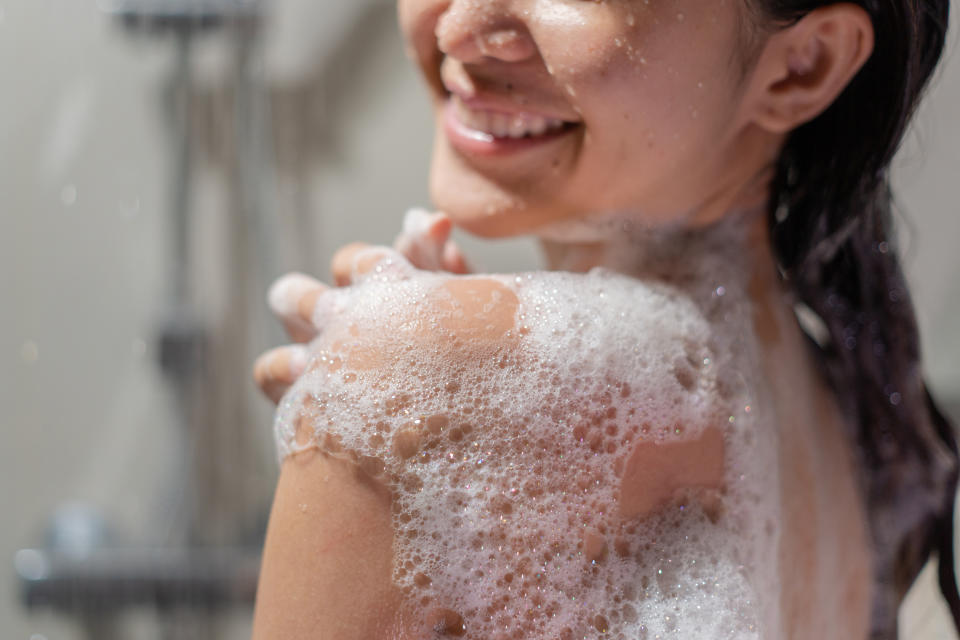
{"left": 491, "top": 112, "right": 510, "bottom": 138}
{"left": 453, "top": 96, "right": 569, "bottom": 139}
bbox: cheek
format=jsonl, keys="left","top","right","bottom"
{"left": 568, "top": 38, "right": 742, "bottom": 169}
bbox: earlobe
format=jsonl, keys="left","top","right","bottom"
{"left": 745, "top": 4, "right": 875, "bottom": 134}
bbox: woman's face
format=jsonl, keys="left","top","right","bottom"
{"left": 398, "top": 0, "right": 764, "bottom": 237}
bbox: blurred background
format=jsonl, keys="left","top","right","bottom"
{"left": 0, "top": 1, "right": 957, "bottom": 638}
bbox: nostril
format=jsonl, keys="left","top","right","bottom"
{"left": 475, "top": 28, "right": 536, "bottom": 62}
{"left": 435, "top": 6, "right": 535, "bottom": 64}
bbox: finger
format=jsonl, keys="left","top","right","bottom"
{"left": 334, "top": 243, "right": 408, "bottom": 285}
{"left": 395, "top": 209, "right": 451, "bottom": 271}
{"left": 442, "top": 241, "right": 472, "bottom": 274}
{"left": 394, "top": 210, "right": 437, "bottom": 270}
{"left": 426, "top": 212, "right": 453, "bottom": 244}
{"left": 268, "top": 273, "right": 328, "bottom": 342}
{"left": 253, "top": 345, "right": 309, "bottom": 404}
{"left": 331, "top": 242, "right": 372, "bottom": 286}
{"left": 352, "top": 246, "right": 407, "bottom": 280}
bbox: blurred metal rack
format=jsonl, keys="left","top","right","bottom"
{"left": 15, "top": 547, "right": 259, "bottom": 610}
{"left": 13, "top": 2, "right": 270, "bottom": 639}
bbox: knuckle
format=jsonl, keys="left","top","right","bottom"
{"left": 332, "top": 242, "right": 370, "bottom": 277}
{"left": 253, "top": 355, "right": 270, "bottom": 385}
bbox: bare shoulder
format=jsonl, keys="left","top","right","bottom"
{"left": 265, "top": 269, "right": 770, "bottom": 638}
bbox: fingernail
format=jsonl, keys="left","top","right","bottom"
{"left": 289, "top": 346, "right": 309, "bottom": 377}
{"left": 268, "top": 273, "right": 319, "bottom": 318}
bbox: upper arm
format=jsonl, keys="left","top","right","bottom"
{"left": 252, "top": 450, "right": 402, "bottom": 640}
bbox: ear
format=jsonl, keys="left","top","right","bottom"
{"left": 743, "top": 4, "right": 874, "bottom": 134}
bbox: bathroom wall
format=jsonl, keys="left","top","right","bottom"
{"left": 1, "top": 1, "right": 957, "bottom": 638}
{"left": 2, "top": 3, "right": 176, "bottom": 637}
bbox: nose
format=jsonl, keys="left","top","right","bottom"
{"left": 435, "top": 0, "right": 537, "bottom": 64}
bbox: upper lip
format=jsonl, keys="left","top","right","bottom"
{"left": 439, "top": 57, "right": 582, "bottom": 124}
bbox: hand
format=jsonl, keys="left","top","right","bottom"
{"left": 389, "top": 208, "right": 470, "bottom": 277}
{"left": 253, "top": 210, "right": 470, "bottom": 404}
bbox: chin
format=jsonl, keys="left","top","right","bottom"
{"left": 429, "top": 164, "right": 580, "bottom": 240}
{"left": 429, "top": 172, "right": 524, "bottom": 239}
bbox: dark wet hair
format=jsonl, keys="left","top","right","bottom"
{"left": 750, "top": 0, "right": 959, "bottom": 636}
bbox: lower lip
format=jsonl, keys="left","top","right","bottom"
{"left": 442, "top": 99, "right": 577, "bottom": 157}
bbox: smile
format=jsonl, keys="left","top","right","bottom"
{"left": 444, "top": 95, "right": 579, "bottom": 156}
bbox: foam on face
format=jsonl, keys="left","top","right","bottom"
{"left": 274, "top": 222, "right": 781, "bottom": 638}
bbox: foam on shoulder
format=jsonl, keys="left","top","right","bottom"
{"left": 274, "top": 228, "right": 782, "bottom": 638}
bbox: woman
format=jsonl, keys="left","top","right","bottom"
{"left": 251, "top": 0, "right": 960, "bottom": 637}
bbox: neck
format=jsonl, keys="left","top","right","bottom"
{"left": 537, "top": 204, "right": 778, "bottom": 297}
{"left": 536, "top": 153, "right": 780, "bottom": 283}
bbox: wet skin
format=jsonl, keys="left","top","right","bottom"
{"left": 254, "top": 270, "right": 733, "bottom": 639}
{"left": 253, "top": 0, "right": 877, "bottom": 636}
{"left": 400, "top": 0, "right": 780, "bottom": 237}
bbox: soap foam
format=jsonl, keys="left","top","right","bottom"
{"left": 274, "top": 225, "right": 781, "bottom": 639}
